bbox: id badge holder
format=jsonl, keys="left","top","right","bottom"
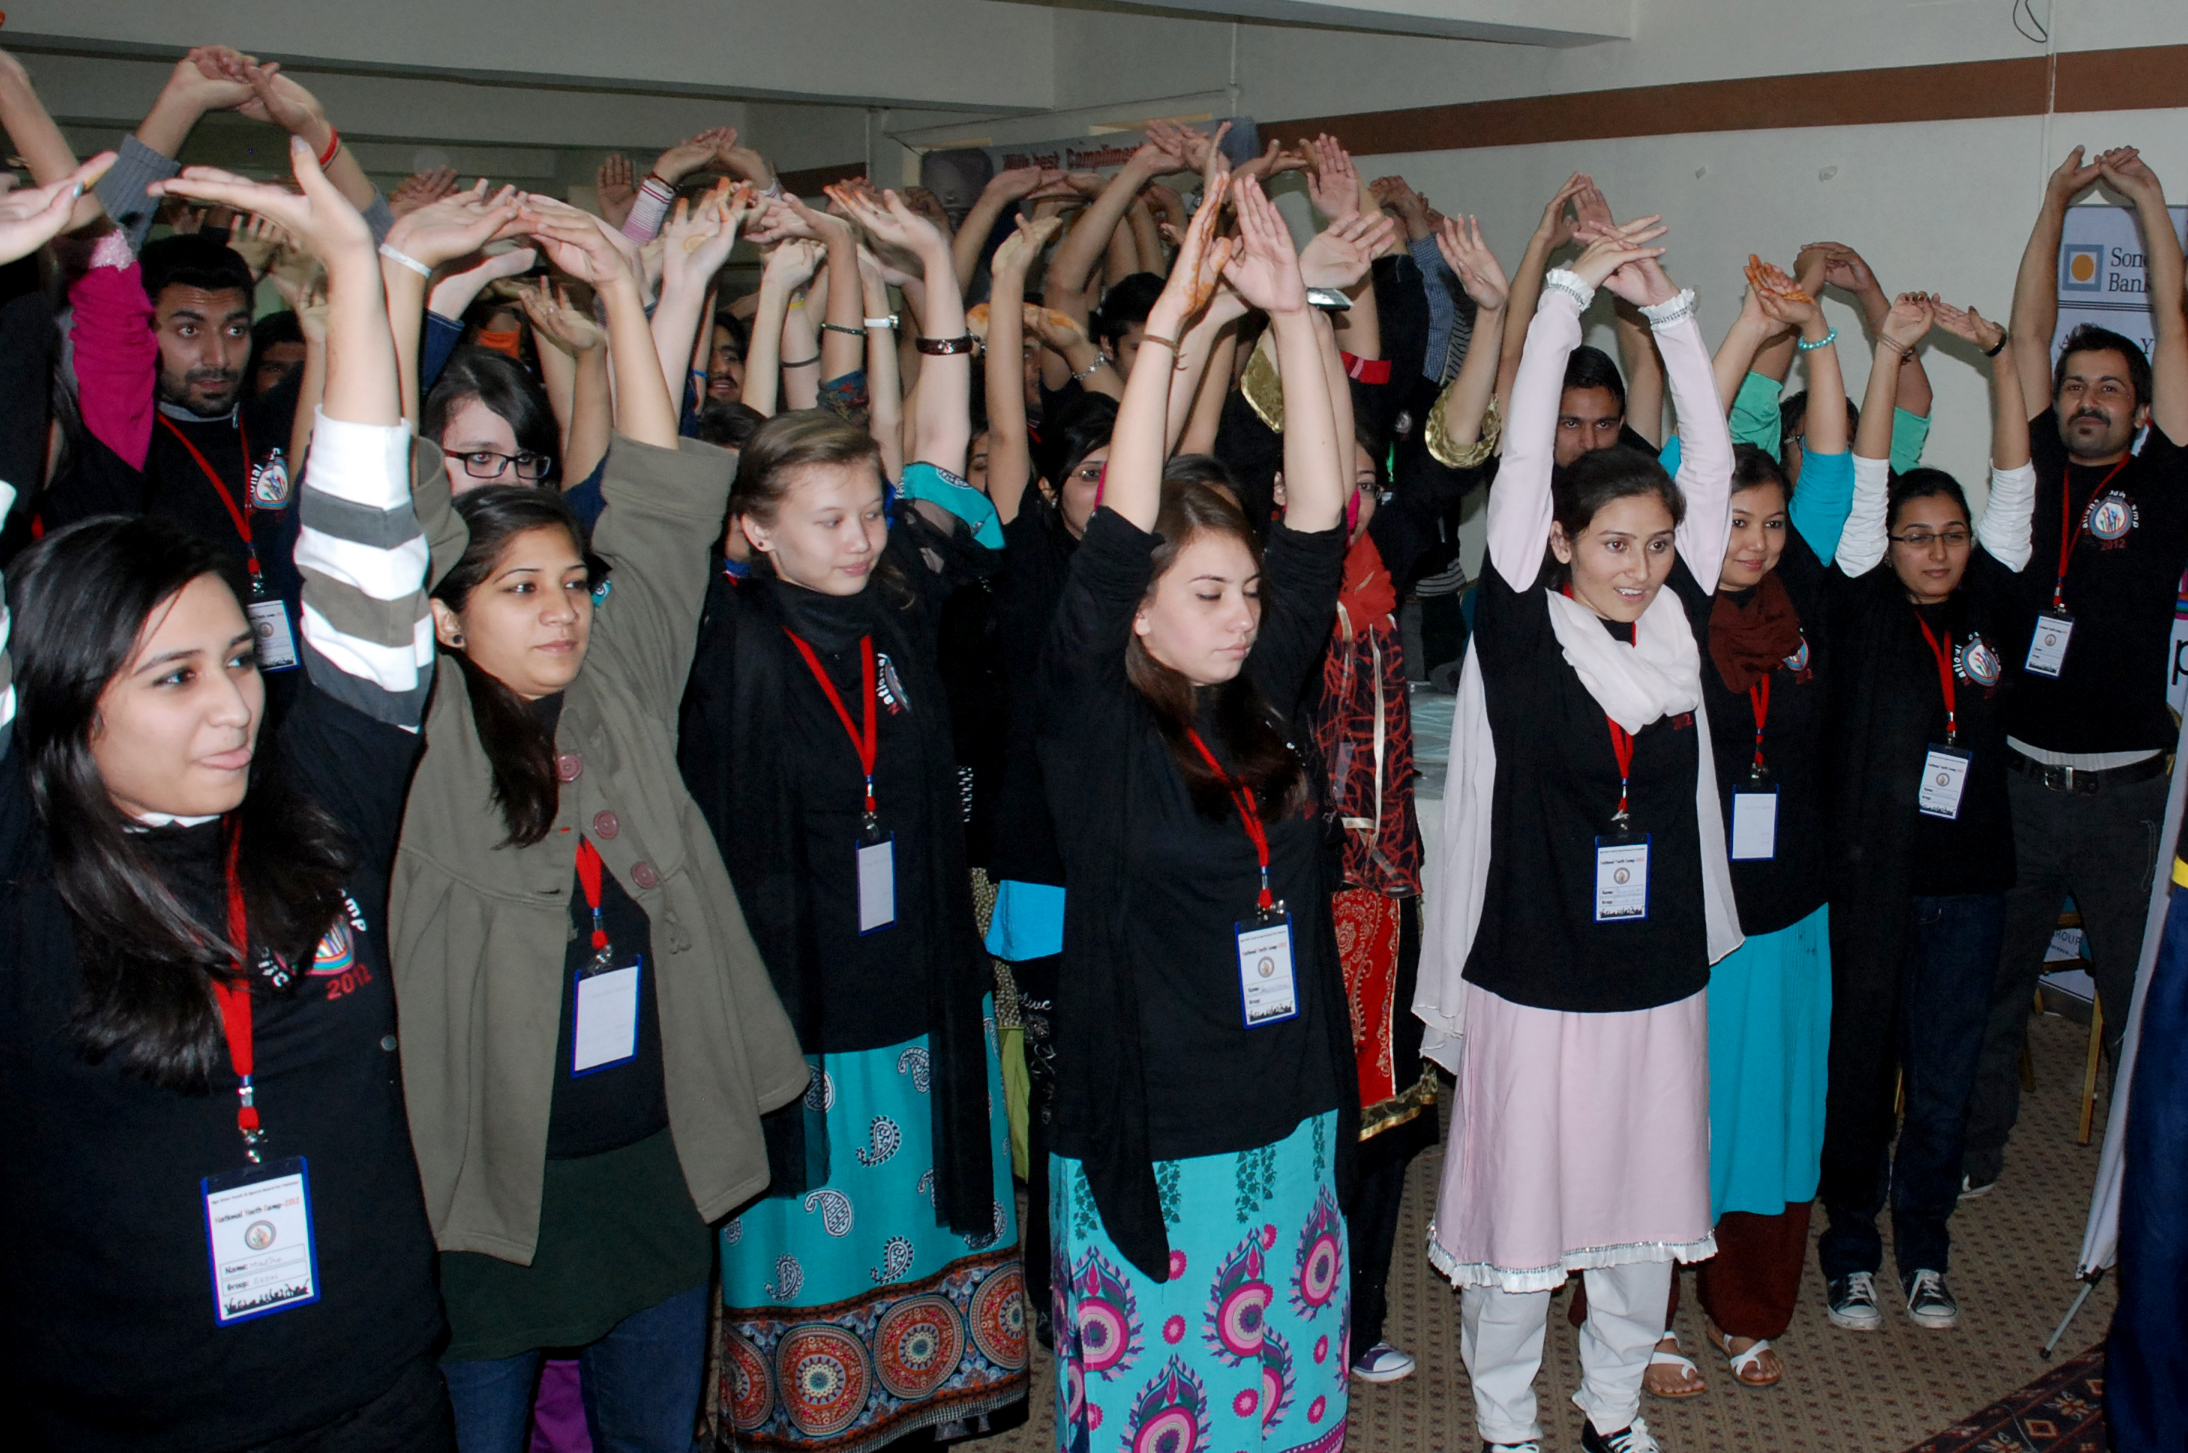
{"left": 572, "top": 950, "right": 642, "bottom": 1075}
{"left": 247, "top": 596, "right": 299, "bottom": 672}
{"left": 1594, "top": 830, "right": 1652, "bottom": 922}
{"left": 203, "top": 1155, "right": 320, "bottom": 1325}
{"left": 1730, "top": 769, "right": 1779, "bottom": 862}
{"left": 1918, "top": 745, "right": 1973, "bottom": 820}
{"left": 2025, "top": 611, "right": 2074, "bottom": 679}
{"left": 856, "top": 820, "right": 896, "bottom": 935}
{"left": 1236, "top": 906, "right": 1298, "bottom": 1027}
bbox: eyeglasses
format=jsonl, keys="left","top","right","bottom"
{"left": 1888, "top": 528, "right": 1973, "bottom": 549}
{"left": 457, "top": 450, "right": 552, "bottom": 481}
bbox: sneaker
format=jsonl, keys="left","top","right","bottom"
{"left": 1351, "top": 1341, "right": 1418, "bottom": 1383}
{"left": 1905, "top": 1268, "right": 1960, "bottom": 1328}
{"left": 1483, "top": 1444, "right": 1543, "bottom": 1453}
{"left": 1580, "top": 1417, "right": 1663, "bottom": 1453}
{"left": 1959, "top": 1172, "right": 1998, "bottom": 1200}
{"left": 1826, "top": 1271, "right": 1884, "bottom": 1330}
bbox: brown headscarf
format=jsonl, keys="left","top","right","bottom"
{"left": 1708, "top": 570, "right": 1804, "bottom": 692}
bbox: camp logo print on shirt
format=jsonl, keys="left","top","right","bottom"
{"left": 1956, "top": 633, "right": 2004, "bottom": 690}
{"left": 251, "top": 448, "right": 292, "bottom": 508}
{"left": 2083, "top": 490, "right": 2139, "bottom": 547}
{"left": 1782, "top": 633, "right": 1813, "bottom": 682}
{"left": 876, "top": 651, "right": 910, "bottom": 715}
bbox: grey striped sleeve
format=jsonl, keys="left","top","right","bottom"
{"left": 92, "top": 136, "right": 182, "bottom": 252}
{"left": 295, "top": 419, "right": 433, "bottom": 730}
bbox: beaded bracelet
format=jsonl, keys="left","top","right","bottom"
{"left": 1797, "top": 326, "right": 1839, "bottom": 352}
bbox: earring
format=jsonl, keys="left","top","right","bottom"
{"left": 449, "top": 632, "right": 466, "bottom": 647}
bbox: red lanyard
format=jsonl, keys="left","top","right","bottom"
{"left": 575, "top": 837, "right": 608, "bottom": 953}
{"left": 210, "top": 824, "right": 266, "bottom": 1161}
{"left": 1185, "top": 728, "right": 1276, "bottom": 912}
{"left": 786, "top": 631, "right": 878, "bottom": 819}
{"left": 2053, "top": 458, "right": 2129, "bottom": 611}
{"left": 1606, "top": 718, "right": 1636, "bottom": 820}
{"left": 160, "top": 414, "right": 262, "bottom": 589}
{"left": 1747, "top": 676, "right": 1771, "bottom": 775}
{"left": 1916, "top": 615, "right": 1958, "bottom": 746}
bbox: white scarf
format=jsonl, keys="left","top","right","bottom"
{"left": 1414, "top": 585, "right": 1744, "bottom": 1069}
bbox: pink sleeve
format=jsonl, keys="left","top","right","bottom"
{"left": 1486, "top": 290, "right": 1581, "bottom": 591}
{"left": 69, "top": 253, "right": 158, "bottom": 471}
{"left": 1657, "top": 313, "right": 1734, "bottom": 593}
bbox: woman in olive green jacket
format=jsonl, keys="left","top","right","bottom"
{"left": 386, "top": 191, "right": 806, "bottom": 1451}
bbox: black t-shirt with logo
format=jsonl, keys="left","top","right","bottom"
{"left": 2007, "top": 408, "right": 2188, "bottom": 753}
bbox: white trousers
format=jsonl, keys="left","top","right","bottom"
{"left": 1459, "top": 1260, "right": 1672, "bottom": 1444}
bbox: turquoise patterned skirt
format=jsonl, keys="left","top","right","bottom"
{"left": 1050, "top": 1111, "right": 1349, "bottom": 1453}
{"left": 719, "top": 1010, "right": 1028, "bottom": 1453}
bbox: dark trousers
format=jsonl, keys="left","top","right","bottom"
{"left": 1345, "top": 1109, "right": 1436, "bottom": 1352}
{"left": 1965, "top": 768, "right": 2165, "bottom": 1183}
{"left": 239, "top": 1355, "right": 455, "bottom": 1453}
{"left": 1695, "top": 1204, "right": 1811, "bottom": 1341}
{"left": 1819, "top": 892, "right": 2004, "bottom": 1283}
{"left": 2109, "top": 883, "right": 2188, "bottom": 1453}
{"left": 441, "top": 1282, "right": 707, "bottom": 1453}
{"left": 1013, "top": 952, "right": 1061, "bottom": 1338}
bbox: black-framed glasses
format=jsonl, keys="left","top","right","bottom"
{"left": 457, "top": 450, "right": 552, "bottom": 481}
{"left": 1888, "top": 527, "right": 1973, "bottom": 549}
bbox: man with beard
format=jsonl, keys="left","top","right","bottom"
{"left": 1961, "top": 144, "right": 2188, "bottom": 1196}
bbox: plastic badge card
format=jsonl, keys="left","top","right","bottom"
{"left": 203, "top": 1157, "right": 319, "bottom": 1325}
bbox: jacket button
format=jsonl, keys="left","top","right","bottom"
{"left": 380, "top": 1034, "right": 398, "bottom": 1052}
{"left": 556, "top": 753, "right": 583, "bottom": 782}
{"left": 630, "top": 859, "right": 658, "bottom": 889}
{"left": 592, "top": 810, "right": 620, "bottom": 839}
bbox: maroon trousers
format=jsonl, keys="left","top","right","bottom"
{"left": 1567, "top": 1202, "right": 1811, "bottom": 1341}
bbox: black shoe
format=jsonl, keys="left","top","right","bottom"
{"left": 1580, "top": 1418, "right": 1663, "bottom": 1453}
{"left": 1482, "top": 1443, "right": 1543, "bottom": 1453}
{"left": 1033, "top": 1304, "right": 1054, "bottom": 1351}
{"left": 1905, "top": 1268, "right": 1960, "bottom": 1329}
{"left": 1826, "top": 1271, "right": 1883, "bottom": 1330}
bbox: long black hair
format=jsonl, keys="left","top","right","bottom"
{"left": 435, "top": 486, "right": 605, "bottom": 847}
{"left": 424, "top": 347, "right": 562, "bottom": 487}
{"left": 9, "top": 517, "right": 353, "bottom": 1090}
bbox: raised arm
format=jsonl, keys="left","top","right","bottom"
{"left": 377, "top": 182, "right": 524, "bottom": 425}
{"left": 952, "top": 166, "right": 1057, "bottom": 294}
{"left": 2099, "top": 148, "right": 2188, "bottom": 443}
{"left": 1810, "top": 241, "right": 1932, "bottom": 424}
{"left": 519, "top": 281, "right": 612, "bottom": 487}
{"left": 1838, "top": 293, "right": 1934, "bottom": 577}
{"left": 1494, "top": 173, "right": 1592, "bottom": 414}
{"left": 2009, "top": 149, "right": 2104, "bottom": 421}
{"left": 651, "top": 182, "right": 751, "bottom": 405}
{"left": 837, "top": 187, "right": 970, "bottom": 474}
{"left": 983, "top": 215, "right": 1063, "bottom": 523}
{"left": 0, "top": 49, "right": 103, "bottom": 231}
{"left": 1931, "top": 299, "right": 2035, "bottom": 569}
{"left": 1044, "top": 132, "right": 1190, "bottom": 321}
{"left": 741, "top": 240, "right": 821, "bottom": 418}
{"left": 1424, "top": 214, "right": 1510, "bottom": 463}
{"left": 522, "top": 198, "right": 679, "bottom": 448}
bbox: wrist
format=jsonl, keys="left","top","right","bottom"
{"left": 1799, "top": 316, "right": 1832, "bottom": 343}
{"left": 293, "top": 113, "right": 334, "bottom": 151}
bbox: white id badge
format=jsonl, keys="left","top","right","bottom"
{"left": 247, "top": 597, "right": 299, "bottom": 672}
{"left": 1594, "top": 835, "right": 1651, "bottom": 922}
{"left": 2024, "top": 612, "right": 2074, "bottom": 678}
{"left": 1918, "top": 746, "right": 1973, "bottom": 820}
{"left": 856, "top": 835, "right": 896, "bottom": 934}
{"left": 203, "top": 1156, "right": 319, "bottom": 1325}
{"left": 1236, "top": 914, "right": 1298, "bottom": 1026}
{"left": 572, "top": 956, "right": 642, "bottom": 1074}
{"left": 1730, "top": 790, "right": 1779, "bottom": 861}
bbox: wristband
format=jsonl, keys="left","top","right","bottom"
{"left": 1983, "top": 335, "right": 2009, "bottom": 358}
{"left": 1541, "top": 267, "right": 1594, "bottom": 311}
{"left": 1637, "top": 287, "right": 1697, "bottom": 328}
{"left": 316, "top": 128, "right": 342, "bottom": 169}
{"left": 865, "top": 314, "right": 899, "bottom": 331}
{"left": 915, "top": 334, "right": 974, "bottom": 356}
{"left": 378, "top": 242, "right": 434, "bottom": 278}
{"left": 1876, "top": 334, "right": 1916, "bottom": 360}
{"left": 1796, "top": 325, "right": 1838, "bottom": 352}
{"left": 819, "top": 322, "right": 867, "bottom": 338}
{"left": 782, "top": 353, "right": 821, "bottom": 369}
{"left": 1305, "top": 286, "right": 1353, "bottom": 313}
{"left": 1342, "top": 352, "right": 1393, "bottom": 385}
{"left": 1070, "top": 357, "right": 1105, "bottom": 382}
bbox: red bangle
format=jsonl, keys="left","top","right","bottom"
{"left": 1342, "top": 352, "right": 1392, "bottom": 385}
{"left": 316, "top": 128, "right": 342, "bottom": 169}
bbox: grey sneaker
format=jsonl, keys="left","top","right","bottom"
{"left": 1906, "top": 1268, "right": 1960, "bottom": 1328}
{"left": 1826, "top": 1271, "right": 1884, "bottom": 1330}
{"left": 1351, "top": 1341, "right": 1417, "bottom": 1383}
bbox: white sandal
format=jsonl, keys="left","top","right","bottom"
{"left": 1643, "top": 1331, "right": 1707, "bottom": 1400}
{"left": 1709, "top": 1328, "right": 1783, "bottom": 1389}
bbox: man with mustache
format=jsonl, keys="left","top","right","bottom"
{"left": 1962, "top": 144, "right": 2188, "bottom": 1197}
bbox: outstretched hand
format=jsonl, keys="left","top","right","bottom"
{"left": 390, "top": 166, "right": 461, "bottom": 220}
{"left": 149, "top": 139, "right": 370, "bottom": 265}
{"left": 1877, "top": 290, "right": 1938, "bottom": 352}
{"left": 1221, "top": 174, "right": 1310, "bottom": 317}
{"left": 385, "top": 180, "right": 526, "bottom": 270}
{"left": 521, "top": 194, "right": 642, "bottom": 291}
{"left": 0, "top": 153, "right": 114, "bottom": 266}
{"left": 1567, "top": 216, "right": 1668, "bottom": 293}
{"left": 1434, "top": 213, "right": 1508, "bottom": 311}
{"left": 2047, "top": 146, "right": 2106, "bottom": 205}
{"left": 1149, "top": 169, "right": 1235, "bottom": 335}
{"left": 1930, "top": 298, "right": 2005, "bottom": 353}
{"left": 2098, "top": 146, "right": 2165, "bottom": 208}
{"left": 1538, "top": 172, "right": 1593, "bottom": 249}
{"left": 991, "top": 213, "right": 1063, "bottom": 278}
{"left": 1303, "top": 134, "right": 1360, "bottom": 221}
{"left": 1298, "top": 210, "right": 1395, "bottom": 291}
{"left": 594, "top": 154, "right": 638, "bottom": 229}
{"left": 830, "top": 185, "right": 949, "bottom": 262}
{"left": 517, "top": 279, "right": 606, "bottom": 355}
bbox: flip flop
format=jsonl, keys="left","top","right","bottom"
{"left": 1708, "top": 1326, "right": 1784, "bottom": 1389}
{"left": 1643, "top": 1331, "right": 1708, "bottom": 1399}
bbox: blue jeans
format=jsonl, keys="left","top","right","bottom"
{"left": 441, "top": 1281, "right": 707, "bottom": 1453}
{"left": 1819, "top": 892, "right": 2004, "bottom": 1283}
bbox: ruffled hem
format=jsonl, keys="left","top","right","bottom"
{"left": 1423, "top": 1223, "right": 1718, "bottom": 1292}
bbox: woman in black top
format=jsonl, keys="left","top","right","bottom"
{"left": 1042, "top": 167, "right": 1359, "bottom": 1453}
{"left": 1817, "top": 297, "right": 2035, "bottom": 1335}
{"left": 0, "top": 150, "right": 450, "bottom": 1452}
{"left": 677, "top": 188, "right": 1029, "bottom": 1453}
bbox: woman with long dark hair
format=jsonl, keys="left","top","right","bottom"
{"left": 0, "top": 146, "right": 452, "bottom": 1450}
{"left": 1415, "top": 216, "right": 1736, "bottom": 1453}
{"left": 676, "top": 187, "right": 1030, "bottom": 1453}
{"left": 1816, "top": 295, "right": 2034, "bottom": 1337}
{"left": 1037, "top": 166, "right": 1358, "bottom": 1453}
{"left": 388, "top": 191, "right": 806, "bottom": 1452}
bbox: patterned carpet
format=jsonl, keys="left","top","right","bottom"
{"left": 986, "top": 1012, "right": 2118, "bottom": 1453}
{"left": 1899, "top": 1345, "right": 2105, "bottom": 1453}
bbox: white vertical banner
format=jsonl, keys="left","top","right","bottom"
{"left": 2053, "top": 204, "right": 2188, "bottom": 715}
